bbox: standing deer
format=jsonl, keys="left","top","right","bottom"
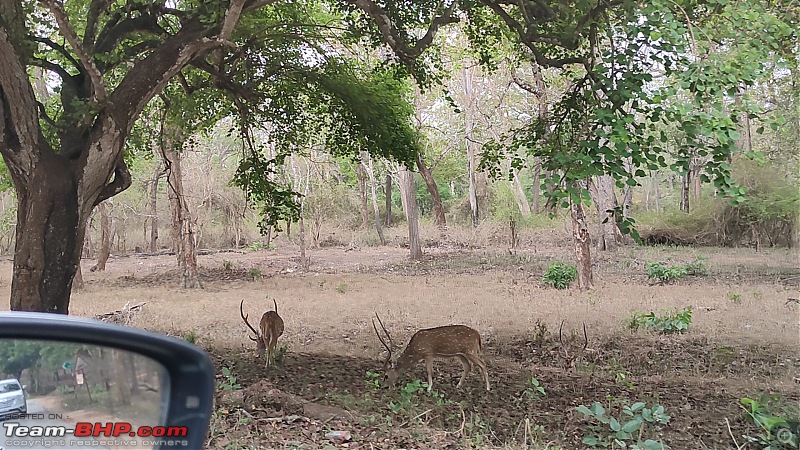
{"left": 240, "top": 299, "right": 285, "bottom": 368}
{"left": 372, "top": 313, "right": 490, "bottom": 392}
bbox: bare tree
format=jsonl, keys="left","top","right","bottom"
{"left": 397, "top": 167, "right": 422, "bottom": 260}
{"left": 361, "top": 151, "right": 387, "bottom": 245}
{"left": 159, "top": 124, "right": 202, "bottom": 289}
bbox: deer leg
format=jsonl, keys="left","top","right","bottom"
{"left": 456, "top": 356, "right": 471, "bottom": 388}
{"left": 425, "top": 356, "right": 434, "bottom": 392}
{"left": 466, "top": 354, "right": 490, "bottom": 392}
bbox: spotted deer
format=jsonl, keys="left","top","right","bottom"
{"left": 372, "top": 313, "right": 490, "bottom": 392}
{"left": 240, "top": 299, "right": 284, "bottom": 368}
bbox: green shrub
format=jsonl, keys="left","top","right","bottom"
{"left": 576, "top": 400, "right": 671, "bottom": 449}
{"left": 542, "top": 262, "right": 578, "bottom": 289}
{"left": 740, "top": 394, "right": 800, "bottom": 449}
{"left": 628, "top": 307, "right": 693, "bottom": 334}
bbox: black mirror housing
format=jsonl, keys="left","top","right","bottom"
{"left": 0, "top": 312, "right": 214, "bottom": 450}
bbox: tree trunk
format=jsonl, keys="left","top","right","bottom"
{"left": 9, "top": 154, "right": 86, "bottom": 313}
{"left": 384, "top": 174, "right": 392, "bottom": 226}
{"left": 160, "top": 131, "right": 202, "bottom": 289}
{"left": 512, "top": 169, "right": 532, "bottom": 217}
{"left": 415, "top": 152, "right": 447, "bottom": 229}
{"left": 532, "top": 159, "right": 541, "bottom": 214}
{"left": 463, "top": 66, "right": 479, "bottom": 227}
{"left": 299, "top": 216, "right": 308, "bottom": 269}
{"left": 149, "top": 165, "right": 164, "bottom": 253}
{"left": 570, "top": 195, "right": 594, "bottom": 290}
{"left": 691, "top": 163, "right": 702, "bottom": 200}
{"left": 398, "top": 168, "right": 422, "bottom": 260}
{"left": 361, "top": 152, "right": 387, "bottom": 245}
{"left": 355, "top": 162, "right": 369, "bottom": 227}
{"left": 111, "top": 350, "right": 131, "bottom": 406}
{"left": 588, "top": 176, "right": 622, "bottom": 251}
{"left": 652, "top": 172, "right": 661, "bottom": 213}
{"left": 92, "top": 201, "right": 111, "bottom": 271}
{"left": 680, "top": 172, "right": 690, "bottom": 213}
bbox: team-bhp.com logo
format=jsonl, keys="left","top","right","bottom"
{"left": 4, "top": 422, "right": 188, "bottom": 438}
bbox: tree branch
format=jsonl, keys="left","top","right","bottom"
{"left": 0, "top": 27, "right": 42, "bottom": 185}
{"left": 84, "top": 0, "right": 113, "bottom": 50}
{"left": 94, "top": 159, "right": 132, "bottom": 206}
{"left": 40, "top": 0, "right": 107, "bottom": 105}
{"left": 347, "top": 0, "right": 458, "bottom": 71}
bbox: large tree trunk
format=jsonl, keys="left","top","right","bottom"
{"left": 415, "top": 152, "right": 447, "bottom": 230}
{"left": 91, "top": 201, "right": 111, "bottom": 271}
{"left": 9, "top": 154, "right": 87, "bottom": 313}
{"left": 570, "top": 194, "right": 594, "bottom": 290}
{"left": 398, "top": 168, "right": 422, "bottom": 260}
{"left": 160, "top": 131, "right": 202, "bottom": 289}
{"left": 361, "top": 152, "right": 387, "bottom": 245}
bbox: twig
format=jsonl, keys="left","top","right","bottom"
{"left": 399, "top": 408, "right": 432, "bottom": 428}
{"left": 725, "top": 417, "right": 746, "bottom": 450}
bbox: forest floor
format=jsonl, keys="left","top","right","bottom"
{"left": 1, "top": 233, "right": 798, "bottom": 449}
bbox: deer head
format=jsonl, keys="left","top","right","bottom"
{"left": 240, "top": 299, "right": 266, "bottom": 358}
{"left": 372, "top": 313, "right": 398, "bottom": 386}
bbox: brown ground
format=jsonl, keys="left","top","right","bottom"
{"left": 0, "top": 239, "right": 798, "bottom": 449}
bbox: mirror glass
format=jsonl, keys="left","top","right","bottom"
{"left": 0, "top": 339, "right": 170, "bottom": 450}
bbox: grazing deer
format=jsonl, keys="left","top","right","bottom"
{"left": 240, "top": 299, "right": 285, "bottom": 368}
{"left": 558, "top": 320, "right": 588, "bottom": 370}
{"left": 372, "top": 313, "right": 490, "bottom": 392}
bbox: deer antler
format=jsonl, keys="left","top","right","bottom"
{"left": 559, "top": 320, "right": 588, "bottom": 366}
{"left": 372, "top": 312, "right": 393, "bottom": 369}
{"left": 239, "top": 299, "right": 260, "bottom": 342}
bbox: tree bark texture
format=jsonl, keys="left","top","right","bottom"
{"left": 512, "top": 169, "right": 532, "bottom": 217}
{"left": 570, "top": 196, "right": 594, "bottom": 290}
{"left": 588, "top": 176, "right": 623, "bottom": 251}
{"left": 92, "top": 201, "right": 112, "bottom": 271}
{"left": 398, "top": 168, "right": 422, "bottom": 260}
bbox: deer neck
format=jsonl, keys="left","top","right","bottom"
{"left": 394, "top": 349, "right": 421, "bottom": 373}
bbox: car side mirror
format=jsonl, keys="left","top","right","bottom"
{"left": 0, "top": 312, "right": 214, "bottom": 450}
